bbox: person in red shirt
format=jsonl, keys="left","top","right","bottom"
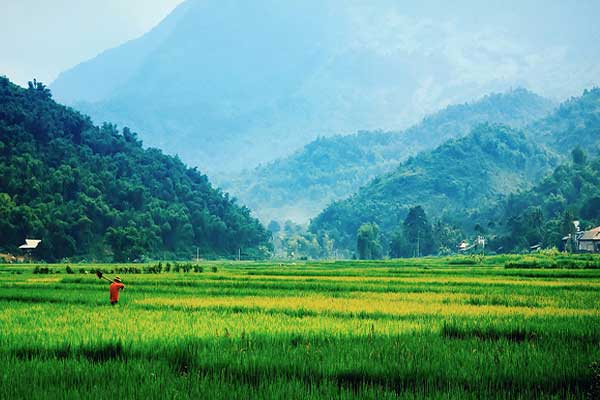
{"left": 109, "top": 276, "right": 125, "bottom": 305}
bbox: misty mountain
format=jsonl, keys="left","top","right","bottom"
{"left": 50, "top": 0, "right": 598, "bottom": 173}
{"left": 0, "top": 76, "right": 270, "bottom": 262}
{"left": 222, "top": 88, "right": 554, "bottom": 223}
{"left": 529, "top": 88, "right": 600, "bottom": 154}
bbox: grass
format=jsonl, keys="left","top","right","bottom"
{"left": 1, "top": 254, "right": 599, "bottom": 398}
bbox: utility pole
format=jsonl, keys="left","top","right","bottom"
{"left": 476, "top": 236, "right": 485, "bottom": 257}
{"left": 482, "top": 237, "right": 485, "bottom": 257}
{"left": 196, "top": 247, "right": 199, "bottom": 262}
{"left": 238, "top": 248, "right": 241, "bottom": 261}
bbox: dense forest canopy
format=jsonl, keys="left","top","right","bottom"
{"left": 223, "top": 88, "right": 554, "bottom": 223}
{"left": 493, "top": 149, "right": 600, "bottom": 252}
{"left": 0, "top": 76, "right": 271, "bottom": 262}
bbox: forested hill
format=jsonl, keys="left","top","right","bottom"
{"left": 0, "top": 77, "right": 270, "bottom": 262}
{"left": 310, "top": 124, "right": 557, "bottom": 251}
{"left": 528, "top": 87, "right": 600, "bottom": 153}
{"left": 223, "top": 88, "right": 554, "bottom": 223}
{"left": 221, "top": 131, "right": 400, "bottom": 223}
{"left": 492, "top": 149, "right": 600, "bottom": 252}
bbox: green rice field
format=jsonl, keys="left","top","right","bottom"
{"left": 1, "top": 254, "right": 599, "bottom": 399}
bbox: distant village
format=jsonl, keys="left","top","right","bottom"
{"left": 3, "top": 222, "right": 600, "bottom": 264}
{"left": 457, "top": 222, "right": 600, "bottom": 255}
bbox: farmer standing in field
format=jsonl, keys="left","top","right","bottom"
{"left": 109, "top": 276, "right": 125, "bottom": 305}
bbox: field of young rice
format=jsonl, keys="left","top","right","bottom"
{"left": 1, "top": 255, "right": 599, "bottom": 399}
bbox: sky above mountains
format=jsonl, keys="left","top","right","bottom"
{"left": 0, "top": 0, "right": 600, "bottom": 102}
{"left": 1, "top": 0, "right": 183, "bottom": 86}
{"left": 2, "top": 0, "right": 598, "bottom": 100}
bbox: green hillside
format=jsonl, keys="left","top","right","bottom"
{"left": 487, "top": 89, "right": 600, "bottom": 252}
{"left": 492, "top": 149, "right": 600, "bottom": 252}
{"left": 221, "top": 131, "right": 400, "bottom": 223}
{"left": 529, "top": 87, "right": 600, "bottom": 153}
{"left": 0, "top": 77, "right": 270, "bottom": 262}
{"left": 224, "top": 89, "right": 554, "bottom": 223}
{"left": 310, "top": 88, "right": 600, "bottom": 255}
{"left": 310, "top": 124, "right": 557, "bottom": 251}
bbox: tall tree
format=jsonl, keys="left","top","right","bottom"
{"left": 571, "top": 146, "right": 587, "bottom": 165}
{"left": 389, "top": 228, "right": 410, "bottom": 258}
{"left": 356, "top": 223, "right": 382, "bottom": 260}
{"left": 403, "top": 206, "right": 434, "bottom": 257}
{"left": 560, "top": 210, "right": 577, "bottom": 252}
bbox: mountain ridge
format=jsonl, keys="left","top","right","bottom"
{"left": 49, "top": 0, "right": 597, "bottom": 173}
{"left": 222, "top": 88, "right": 555, "bottom": 223}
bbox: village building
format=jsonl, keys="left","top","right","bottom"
{"left": 457, "top": 236, "right": 486, "bottom": 253}
{"left": 19, "top": 239, "right": 41, "bottom": 250}
{"left": 578, "top": 226, "right": 600, "bottom": 253}
{"left": 457, "top": 240, "right": 470, "bottom": 252}
{"left": 19, "top": 239, "right": 41, "bottom": 261}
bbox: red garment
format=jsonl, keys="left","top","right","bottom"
{"left": 109, "top": 282, "right": 125, "bottom": 303}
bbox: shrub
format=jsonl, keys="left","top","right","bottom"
{"left": 65, "top": 265, "right": 74, "bottom": 274}
{"left": 539, "top": 247, "right": 560, "bottom": 257}
{"left": 211, "top": 266, "right": 218, "bottom": 273}
{"left": 448, "top": 258, "right": 478, "bottom": 265}
{"left": 144, "top": 264, "right": 163, "bottom": 274}
{"left": 32, "top": 266, "right": 51, "bottom": 274}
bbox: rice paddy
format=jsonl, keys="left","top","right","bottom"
{"left": 1, "top": 255, "right": 599, "bottom": 399}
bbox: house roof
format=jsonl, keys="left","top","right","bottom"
{"left": 580, "top": 227, "right": 600, "bottom": 241}
{"left": 19, "top": 239, "right": 41, "bottom": 249}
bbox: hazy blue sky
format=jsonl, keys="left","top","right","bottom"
{"left": 3, "top": 0, "right": 599, "bottom": 102}
{"left": 1, "top": 0, "right": 183, "bottom": 86}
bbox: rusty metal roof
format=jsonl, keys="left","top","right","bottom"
{"left": 580, "top": 227, "right": 600, "bottom": 241}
